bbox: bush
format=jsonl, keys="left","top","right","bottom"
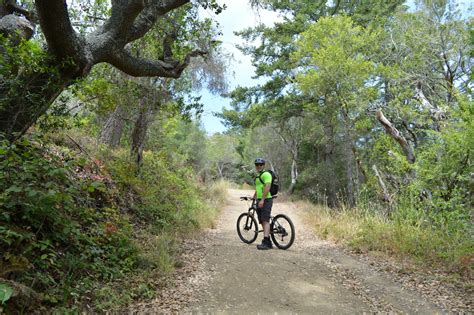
{"left": 0, "top": 136, "right": 138, "bottom": 311}
{"left": 104, "top": 149, "right": 216, "bottom": 232}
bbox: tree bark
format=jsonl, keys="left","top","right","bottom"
{"left": 288, "top": 159, "right": 298, "bottom": 195}
{"left": 343, "top": 135, "right": 356, "bottom": 207}
{"left": 376, "top": 110, "right": 415, "bottom": 164}
{"left": 414, "top": 83, "right": 446, "bottom": 130}
{"left": 216, "top": 162, "right": 225, "bottom": 178}
{"left": 99, "top": 104, "right": 126, "bottom": 147}
{"left": 323, "top": 122, "right": 337, "bottom": 208}
{"left": 0, "top": 71, "right": 72, "bottom": 139}
{"left": 0, "top": 1, "right": 35, "bottom": 43}
{"left": 372, "top": 164, "right": 391, "bottom": 204}
{"left": 352, "top": 146, "right": 367, "bottom": 185}
{"left": 131, "top": 97, "right": 153, "bottom": 168}
{"left": 275, "top": 117, "right": 302, "bottom": 195}
{"left": 341, "top": 107, "right": 356, "bottom": 208}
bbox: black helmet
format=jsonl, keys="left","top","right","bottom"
{"left": 254, "top": 157, "right": 265, "bottom": 164}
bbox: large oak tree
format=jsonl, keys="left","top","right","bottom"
{"left": 0, "top": 0, "right": 216, "bottom": 140}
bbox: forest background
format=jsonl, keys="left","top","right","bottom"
{"left": 0, "top": 0, "right": 472, "bottom": 312}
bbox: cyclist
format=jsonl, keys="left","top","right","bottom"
{"left": 253, "top": 157, "right": 273, "bottom": 250}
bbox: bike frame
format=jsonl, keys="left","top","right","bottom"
{"left": 244, "top": 198, "right": 275, "bottom": 234}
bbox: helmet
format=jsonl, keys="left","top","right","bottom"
{"left": 254, "top": 157, "right": 265, "bottom": 164}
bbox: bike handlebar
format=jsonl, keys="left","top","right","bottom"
{"left": 240, "top": 196, "right": 278, "bottom": 200}
{"left": 240, "top": 196, "right": 254, "bottom": 201}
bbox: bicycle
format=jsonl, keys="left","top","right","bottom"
{"left": 236, "top": 196, "right": 295, "bottom": 250}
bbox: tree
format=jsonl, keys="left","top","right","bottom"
{"left": 0, "top": 0, "right": 223, "bottom": 140}
{"left": 220, "top": 0, "right": 404, "bottom": 201}
{"left": 292, "top": 15, "right": 379, "bottom": 206}
{"left": 206, "top": 133, "right": 240, "bottom": 179}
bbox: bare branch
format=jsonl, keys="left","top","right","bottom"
{"left": 2, "top": 0, "right": 35, "bottom": 21}
{"left": 372, "top": 164, "right": 391, "bottom": 204}
{"left": 376, "top": 110, "right": 415, "bottom": 163}
{"left": 414, "top": 83, "right": 447, "bottom": 122}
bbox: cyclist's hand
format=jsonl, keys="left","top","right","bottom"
{"left": 258, "top": 199, "right": 264, "bottom": 208}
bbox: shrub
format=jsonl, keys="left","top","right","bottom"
{"left": 0, "top": 136, "right": 137, "bottom": 311}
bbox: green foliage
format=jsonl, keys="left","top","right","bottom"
{"left": 105, "top": 148, "right": 209, "bottom": 232}
{"left": 406, "top": 98, "right": 473, "bottom": 218}
{"left": 0, "top": 35, "right": 57, "bottom": 111}
{"left": 0, "top": 136, "right": 137, "bottom": 310}
{"left": 293, "top": 15, "right": 378, "bottom": 93}
{"left": 0, "top": 283, "right": 13, "bottom": 305}
{"left": 221, "top": 0, "right": 472, "bottom": 280}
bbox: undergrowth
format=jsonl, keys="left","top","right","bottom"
{"left": 0, "top": 134, "right": 225, "bottom": 312}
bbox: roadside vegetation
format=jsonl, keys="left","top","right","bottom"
{"left": 301, "top": 200, "right": 472, "bottom": 282}
{"left": 0, "top": 127, "right": 229, "bottom": 312}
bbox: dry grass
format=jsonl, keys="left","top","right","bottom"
{"left": 298, "top": 200, "right": 363, "bottom": 244}
{"left": 197, "top": 179, "right": 231, "bottom": 229}
{"left": 300, "top": 200, "right": 473, "bottom": 278}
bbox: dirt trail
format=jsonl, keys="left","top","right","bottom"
{"left": 133, "top": 189, "right": 446, "bottom": 314}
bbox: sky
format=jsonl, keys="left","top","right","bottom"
{"left": 197, "top": 1, "right": 281, "bottom": 134}
{"left": 197, "top": 0, "right": 472, "bottom": 135}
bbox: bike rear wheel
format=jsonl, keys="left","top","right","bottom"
{"left": 237, "top": 213, "right": 259, "bottom": 244}
{"left": 270, "top": 214, "right": 295, "bottom": 250}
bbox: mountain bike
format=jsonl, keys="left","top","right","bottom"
{"left": 236, "top": 196, "right": 295, "bottom": 250}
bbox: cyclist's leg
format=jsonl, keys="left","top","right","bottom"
{"left": 263, "top": 221, "right": 270, "bottom": 237}
{"left": 257, "top": 199, "right": 273, "bottom": 249}
{"left": 256, "top": 200, "right": 265, "bottom": 233}
{"left": 263, "top": 198, "right": 273, "bottom": 237}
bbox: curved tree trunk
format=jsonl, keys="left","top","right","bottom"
{"left": 99, "top": 105, "right": 126, "bottom": 147}
{"left": 0, "top": 71, "right": 74, "bottom": 140}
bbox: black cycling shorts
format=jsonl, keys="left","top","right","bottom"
{"left": 256, "top": 198, "right": 273, "bottom": 223}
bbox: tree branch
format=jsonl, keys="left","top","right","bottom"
{"left": 35, "top": 0, "right": 83, "bottom": 63}
{"left": 376, "top": 110, "right": 415, "bottom": 163}
{"left": 414, "top": 83, "right": 447, "bottom": 123}
{"left": 0, "top": 14, "right": 34, "bottom": 41}
{"left": 106, "top": 48, "right": 206, "bottom": 78}
{"left": 103, "top": 0, "right": 144, "bottom": 43}
{"left": 3, "top": 0, "right": 35, "bottom": 21}
{"left": 127, "top": 0, "right": 190, "bottom": 42}
{"left": 372, "top": 164, "right": 391, "bottom": 204}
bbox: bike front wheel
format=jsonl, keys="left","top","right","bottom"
{"left": 236, "top": 213, "right": 259, "bottom": 244}
{"left": 270, "top": 214, "right": 295, "bottom": 250}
